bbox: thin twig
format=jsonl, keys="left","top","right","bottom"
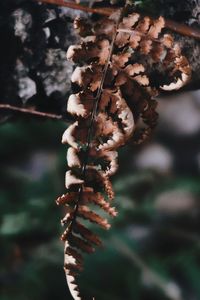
{"left": 35, "top": 0, "right": 200, "bottom": 40}
{"left": 165, "top": 19, "right": 200, "bottom": 40}
{"left": 0, "top": 104, "right": 63, "bottom": 120}
{"left": 36, "top": 0, "right": 112, "bottom": 16}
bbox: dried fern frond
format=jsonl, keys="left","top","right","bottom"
{"left": 57, "top": 7, "right": 191, "bottom": 300}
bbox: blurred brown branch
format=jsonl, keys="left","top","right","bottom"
{"left": 165, "top": 19, "right": 200, "bottom": 40}
{"left": 0, "top": 104, "right": 63, "bottom": 120}
{"left": 36, "top": 0, "right": 112, "bottom": 16}
{"left": 35, "top": 0, "right": 200, "bottom": 40}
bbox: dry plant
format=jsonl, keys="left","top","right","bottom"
{"left": 56, "top": 6, "right": 191, "bottom": 300}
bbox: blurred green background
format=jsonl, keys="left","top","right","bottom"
{"left": 0, "top": 0, "right": 200, "bottom": 300}
{"left": 1, "top": 90, "right": 200, "bottom": 300}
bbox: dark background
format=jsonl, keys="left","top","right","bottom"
{"left": 0, "top": 1, "right": 200, "bottom": 300}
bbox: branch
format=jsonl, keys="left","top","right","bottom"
{"left": 35, "top": 0, "right": 200, "bottom": 40}
{"left": 0, "top": 104, "right": 63, "bottom": 120}
{"left": 36, "top": 0, "right": 112, "bottom": 16}
{"left": 165, "top": 19, "right": 200, "bottom": 40}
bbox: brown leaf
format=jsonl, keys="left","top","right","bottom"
{"left": 69, "top": 233, "right": 95, "bottom": 254}
{"left": 58, "top": 9, "right": 191, "bottom": 300}
{"left": 65, "top": 171, "right": 83, "bottom": 189}
{"left": 148, "top": 16, "right": 165, "bottom": 39}
{"left": 74, "top": 222, "right": 102, "bottom": 246}
{"left": 82, "top": 189, "right": 117, "bottom": 216}
{"left": 67, "top": 147, "right": 81, "bottom": 168}
{"left": 56, "top": 192, "right": 76, "bottom": 206}
{"left": 67, "top": 93, "right": 87, "bottom": 117}
{"left": 136, "top": 16, "right": 151, "bottom": 33}
{"left": 112, "top": 52, "right": 132, "bottom": 68}
{"left": 119, "top": 13, "right": 140, "bottom": 29}
{"left": 67, "top": 39, "right": 110, "bottom": 65}
{"left": 78, "top": 205, "right": 111, "bottom": 229}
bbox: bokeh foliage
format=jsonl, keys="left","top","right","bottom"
{"left": 0, "top": 0, "right": 200, "bottom": 300}
{"left": 1, "top": 117, "right": 200, "bottom": 300}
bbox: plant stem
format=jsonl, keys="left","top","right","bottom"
{"left": 0, "top": 104, "right": 63, "bottom": 120}
{"left": 65, "top": 8, "right": 123, "bottom": 236}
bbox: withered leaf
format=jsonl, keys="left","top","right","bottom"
{"left": 58, "top": 7, "right": 191, "bottom": 300}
